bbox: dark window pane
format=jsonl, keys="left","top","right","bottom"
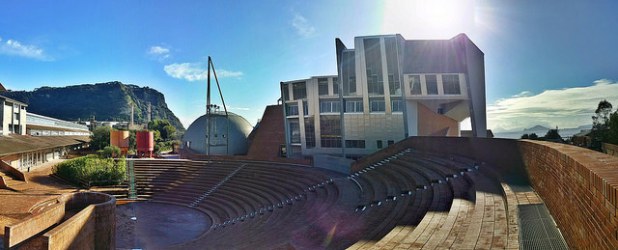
{"left": 426, "top": 75, "right": 438, "bottom": 95}
{"left": 318, "top": 78, "right": 329, "bottom": 96}
{"left": 409, "top": 75, "right": 421, "bottom": 95}
{"left": 292, "top": 82, "right": 307, "bottom": 99}
{"left": 364, "top": 38, "right": 384, "bottom": 95}
{"left": 442, "top": 74, "right": 461, "bottom": 95}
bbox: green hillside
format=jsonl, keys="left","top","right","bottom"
{"left": 1, "top": 81, "right": 185, "bottom": 132}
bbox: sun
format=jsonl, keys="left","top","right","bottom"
{"left": 381, "top": 0, "right": 475, "bottom": 39}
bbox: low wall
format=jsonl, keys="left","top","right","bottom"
{"left": 4, "top": 201, "right": 65, "bottom": 248}
{"left": 520, "top": 140, "right": 618, "bottom": 249}
{"left": 603, "top": 142, "right": 618, "bottom": 157}
{"left": 353, "top": 136, "right": 618, "bottom": 249}
{"left": 0, "top": 159, "right": 27, "bottom": 181}
{"left": 3, "top": 192, "right": 116, "bottom": 250}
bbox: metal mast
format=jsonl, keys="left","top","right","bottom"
{"left": 205, "top": 56, "right": 230, "bottom": 155}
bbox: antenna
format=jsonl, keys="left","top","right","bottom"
{"left": 205, "top": 56, "right": 231, "bottom": 155}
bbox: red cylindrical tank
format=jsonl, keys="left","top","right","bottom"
{"left": 110, "top": 130, "right": 130, "bottom": 155}
{"left": 136, "top": 131, "right": 154, "bottom": 158}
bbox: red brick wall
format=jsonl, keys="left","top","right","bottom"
{"left": 353, "top": 137, "right": 618, "bottom": 249}
{"left": 519, "top": 140, "right": 618, "bottom": 249}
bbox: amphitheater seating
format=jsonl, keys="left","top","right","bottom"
{"left": 125, "top": 146, "right": 523, "bottom": 249}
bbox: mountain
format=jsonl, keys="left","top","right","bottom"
{"left": 523, "top": 125, "right": 551, "bottom": 132}
{"left": 0, "top": 81, "right": 185, "bottom": 132}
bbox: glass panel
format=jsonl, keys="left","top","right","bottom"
{"left": 304, "top": 117, "right": 315, "bottom": 148}
{"left": 409, "top": 75, "right": 422, "bottom": 95}
{"left": 385, "top": 37, "right": 401, "bottom": 96}
{"left": 364, "top": 38, "right": 384, "bottom": 95}
{"left": 292, "top": 82, "right": 307, "bottom": 99}
{"left": 370, "top": 98, "right": 385, "bottom": 112}
{"left": 318, "top": 78, "right": 329, "bottom": 96}
{"left": 289, "top": 120, "right": 301, "bottom": 143}
{"left": 342, "top": 50, "right": 356, "bottom": 95}
{"left": 391, "top": 98, "right": 402, "bottom": 112}
{"left": 345, "top": 99, "right": 364, "bottom": 113}
{"left": 302, "top": 101, "right": 308, "bottom": 116}
{"left": 345, "top": 140, "right": 366, "bottom": 148}
{"left": 282, "top": 85, "right": 290, "bottom": 101}
{"left": 442, "top": 74, "right": 461, "bottom": 95}
{"left": 332, "top": 78, "right": 339, "bottom": 95}
{"left": 319, "top": 100, "right": 341, "bottom": 113}
{"left": 286, "top": 104, "right": 299, "bottom": 116}
{"left": 320, "top": 116, "right": 341, "bottom": 148}
{"left": 426, "top": 75, "right": 438, "bottom": 95}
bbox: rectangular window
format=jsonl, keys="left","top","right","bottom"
{"left": 385, "top": 37, "right": 401, "bottom": 96}
{"left": 319, "top": 100, "right": 341, "bottom": 113}
{"left": 370, "top": 98, "right": 385, "bottom": 112}
{"left": 345, "top": 99, "right": 364, "bottom": 113}
{"left": 320, "top": 116, "right": 341, "bottom": 136}
{"left": 409, "top": 75, "right": 422, "bottom": 95}
{"left": 387, "top": 140, "right": 394, "bottom": 145}
{"left": 286, "top": 104, "right": 299, "bottom": 116}
{"left": 364, "top": 38, "right": 384, "bottom": 95}
{"left": 302, "top": 101, "right": 309, "bottom": 116}
{"left": 332, "top": 78, "right": 339, "bottom": 95}
{"left": 289, "top": 120, "right": 301, "bottom": 144}
{"left": 345, "top": 140, "right": 366, "bottom": 148}
{"left": 282, "top": 85, "right": 290, "bottom": 101}
{"left": 318, "top": 78, "right": 329, "bottom": 96}
{"left": 342, "top": 50, "right": 357, "bottom": 95}
{"left": 305, "top": 117, "right": 315, "bottom": 148}
{"left": 376, "top": 140, "right": 383, "bottom": 149}
{"left": 442, "top": 74, "right": 461, "bottom": 95}
{"left": 425, "top": 75, "right": 438, "bottom": 95}
{"left": 391, "top": 98, "right": 402, "bottom": 112}
{"left": 321, "top": 136, "right": 342, "bottom": 148}
{"left": 292, "top": 82, "right": 307, "bottom": 99}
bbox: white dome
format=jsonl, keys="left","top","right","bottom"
{"left": 182, "top": 112, "right": 253, "bottom": 155}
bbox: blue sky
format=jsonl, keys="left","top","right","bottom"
{"left": 1, "top": 0, "right": 618, "bottom": 132}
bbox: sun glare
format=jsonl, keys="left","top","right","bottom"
{"left": 381, "top": 0, "right": 475, "bottom": 39}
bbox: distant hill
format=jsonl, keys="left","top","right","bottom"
{"left": 0, "top": 81, "right": 185, "bottom": 132}
{"left": 523, "top": 125, "right": 551, "bottom": 132}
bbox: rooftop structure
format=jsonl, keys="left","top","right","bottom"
{"left": 281, "top": 34, "right": 486, "bottom": 159}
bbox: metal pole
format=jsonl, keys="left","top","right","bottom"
{"left": 206, "top": 56, "right": 212, "bottom": 155}
{"left": 209, "top": 59, "right": 230, "bottom": 155}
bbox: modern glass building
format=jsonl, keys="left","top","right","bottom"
{"left": 281, "top": 34, "right": 486, "bottom": 159}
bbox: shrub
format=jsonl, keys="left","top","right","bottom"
{"left": 53, "top": 155, "right": 126, "bottom": 188}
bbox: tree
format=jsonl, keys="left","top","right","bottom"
{"left": 544, "top": 128, "right": 562, "bottom": 141}
{"left": 99, "top": 145, "right": 121, "bottom": 158}
{"left": 521, "top": 134, "right": 529, "bottom": 139}
{"left": 90, "top": 126, "right": 111, "bottom": 150}
{"left": 529, "top": 133, "right": 539, "bottom": 140}
{"left": 148, "top": 119, "right": 176, "bottom": 141}
{"left": 608, "top": 111, "right": 618, "bottom": 145}
{"left": 591, "top": 100, "right": 613, "bottom": 150}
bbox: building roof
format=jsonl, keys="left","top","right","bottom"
{"left": 0, "top": 135, "right": 90, "bottom": 157}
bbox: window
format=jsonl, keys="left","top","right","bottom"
{"left": 302, "top": 101, "right": 309, "bottom": 116}
{"left": 391, "top": 98, "right": 402, "bottom": 112}
{"left": 345, "top": 140, "right": 366, "bottom": 148}
{"left": 387, "top": 140, "right": 394, "bottom": 145}
{"left": 376, "top": 140, "right": 383, "bottom": 149}
{"left": 292, "top": 82, "right": 307, "bottom": 99}
{"left": 321, "top": 136, "right": 342, "bottom": 148}
{"left": 319, "top": 100, "right": 341, "bottom": 113}
{"left": 342, "top": 50, "right": 357, "bottom": 95}
{"left": 286, "top": 104, "right": 299, "bottom": 116}
{"left": 425, "top": 75, "right": 438, "bottom": 95}
{"left": 332, "top": 78, "right": 339, "bottom": 95}
{"left": 318, "top": 78, "right": 329, "bottom": 96}
{"left": 282, "top": 85, "right": 290, "bottom": 101}
{"left": 442, "top": 74, "right": 461, "bottom": 95}
{"left": 409, "top": 75, "right": 422, "bottom": 95}
{"left": 345, "top": 99, "right": 364, "bottom": 113}
{"left": 385, "top": 37, "right": 401, "bottom": 96}
{"left": 289, "top": 120, "right": 301, "bottom": 143}
{"left": 305, "top": 118, "right": 315, "bottom": 148}
{"left": 364, "top": 38, "right": 384, "bottom": 95}
{"left": 370, "top": 98, "right": 385, "bottom": 112}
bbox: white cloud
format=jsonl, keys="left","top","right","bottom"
{"left": 147, "top": 45, "right": 170, "bottom": 60}
{"left": 0, "top": 37, "right": 52, "bottom": 61}
{"left": 163, "top": 62, "right": 243, "bottom": 82}
{"left": 291, "top": 13, "right": 316, "bottom": 38}
{"left": 488, "top": 79, "right": 618, "bottom": 132}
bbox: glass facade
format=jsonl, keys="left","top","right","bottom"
{"left": 341, "top": 50, "right": 357, "bottom": 96}
{"left": 320, "top": 116, "right": 341, "bottom": 148}
{"left": 409, "top": 75, "right": 422, "bottom": 95}
{"left": 364, "top": 38, "right": 384, "bottom": 95}
{"left": 442, "top": 74, "right": 461, "bottom": 95}
{"left": 289, "top": 120, "right": 301, "bottom": 143}
{"left": 318, "top": 78, "right": 329, "bottom": 96}
{"left": 345, "top": 140, "right": 366, "bottom": 148}
{"left": 370, "top": 98, "right": 385, "bottom": 112}
{"left": 391, "top": 98, "right": 402, "bottom": 112}
{"left": 304, "top": 117, "right": 315, "bottom": 148}
{"left": 332, "top": 77, "right": 339, "bottom": 95}
{"left": 426, "top": 75, "right": 438, "bottom": 95}
{"left": 385, "top": 37, "right": 401, "bottom": 95}
{"left": 319, "top": 100, "right": 341, "bottom": 113}
{"left": 345, "top": 99, "right": 363, "bottom": 113}
{"left": 286, "top": 103, "right": 299, "bottom": 116}
{"left": 292, "top": 82, "right": 307, "bottom": 99}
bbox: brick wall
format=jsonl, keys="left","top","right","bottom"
{"left": 353, "top": 137, "right": 618, "bottom": 249}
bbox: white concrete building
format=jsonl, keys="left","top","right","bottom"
{"left": 281, "top": 34, "right": 486, "bottom": 159}
{"left": 0, "top": 95, "right": 27, "bottom": 136}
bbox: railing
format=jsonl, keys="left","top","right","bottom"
{"left": 127, "top": 160, "right": 137, "bottom": 199}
